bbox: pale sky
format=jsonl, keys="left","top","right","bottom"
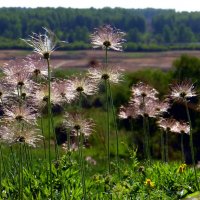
{"left": 0, "top": 0, "right": 199, "bottom": 12}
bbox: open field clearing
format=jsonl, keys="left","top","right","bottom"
{"left": 1, "top": 50, "right": 200, "bottom": 71}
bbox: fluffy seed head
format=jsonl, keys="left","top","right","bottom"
{"left": 3, "top": 105, "right": 37, "bottom": 125}
{"left": 131, "top": 82, "right": 159, "bottom": 100}
{"left": 24, "top": 54, "right": 48, "bottom": 78}
{"left": 64, "top": 113, "right": 94, "bottom": 137}
{"left": 0, "top": 124, "right": 43, "bottom": 147}
{"left": 173, "top": 121, "right": 190, "bottom": 134}
{"left": 157, "top": 117, "right": 178, "bottom": 132}
{"left": 67, "top": 76, "right": 98, "bottom": 97}
{"left": 87, "top": 64, "right": 123, "bottom": 85}
{"left": 90, "top": 25, "right": 126, "bottom": 51}
{"left": 118, "top": 104, "right": 138, "bottom": 119}
{"left": 22, "top": 27, "right": 58, "bottom": 58}
{"left": 169, "top": 81, "right": 196, "bottom": 102}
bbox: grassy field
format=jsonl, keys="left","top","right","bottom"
{"left": 1, "top": 49, "right": 200, "bottom": 71}
{"left": 1, "top": 49, "right": 200, "bottom": 199}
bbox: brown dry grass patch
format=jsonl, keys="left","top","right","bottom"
{"left": 0, "top": 50, "right": 200, "bottom": 71}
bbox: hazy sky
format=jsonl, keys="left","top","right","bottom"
{"left": 0, "top": 0, "right": 199, "bottom": 12}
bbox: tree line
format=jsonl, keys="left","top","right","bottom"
{"left": 1, "top": 7, "right": 200, "bottom": 51}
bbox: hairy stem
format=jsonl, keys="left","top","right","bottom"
{"left": 185, "top": 101, "right": 199, "bottom": 190}
{"left": 0, "top": 145, "right": 2, "bottom": 199}
{"left": 165, "top": 130, "right": 169, "bottom": 163}
{"left": 51, "top": 114, "right": 59, "bottom": 160}
{"left": 145, "top": 116, "right": 151, "bottom": 162}
{"left": 80, "top": 132, "right": 86, "bottom": 199}
{"left": 46, "top": 57, "right": 53, "bottom": 199}
{"left": 181, "top": 134, "right": 185, "bottom": 163}
{"left": 161, "top": 130, "right": 165, "bottom": 162}
{"left": 108, "top": 80, "right": 120, "bottom": 177}
{"left": 142, "top": 97, "right": 150, "bottom": 160}
{"left": 105, "top": 79, "right": 111, "bottom": 173}
{"left": 40, "top": 117, "right": 47, "bottom": 160}
{"left": 19, "top": 143, "right": 23, "bottom": 200}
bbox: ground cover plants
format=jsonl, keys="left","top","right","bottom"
{"left": 0, "top": 25, "right": 200, "bottom": 199}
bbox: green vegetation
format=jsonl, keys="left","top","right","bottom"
{"left": 1, "top": 148, "right": 199, "bottom": 199}
{"left": 1, "top": 51, "right": 200, "bottom": 198}
{"left": 1, "top": 8, "right": 200, "bottom": 50}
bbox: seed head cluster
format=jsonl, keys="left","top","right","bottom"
{"left": 119, "top": 82, "right": 169, "bottom": 119}
{"left": 0, "top": 25, "right": 197, "bottom": 160}
{"left": 118, "top": 80, "right": 194, "bottom": 137}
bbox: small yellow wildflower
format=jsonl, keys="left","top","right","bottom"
{"left": 178, "top": 164, "right": 187, "bottom": 173}
{"left": 144, "top": 179, "right": 155, "bottom": 188}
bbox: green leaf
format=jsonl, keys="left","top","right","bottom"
{"left": 183, "top": 191, "right": 200, "bottom": 199}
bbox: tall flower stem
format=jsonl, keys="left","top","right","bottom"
{"left": 105, "top": 47, "right": 108, "bottom": 67}
{"left": 79, "top": 92, "right": 83, "bottom": 111}
{"left": 77, "top": 92, "right": 83, "bottom": 163}
{"left": 76, "top": 131, "right": 81, "bottom": 167}
{"left": 185, "top": 101, "right": 199, "bottom": 190}
{"left": 142, "top": 115, "right": 147, "bottom": 159}
{"left": 41, "top": 118, "right": 49, "bottom": 182}
{"left": 40, "top": 118, "right": 47, "bottom": 159}
{"left": 161, "top": 130, "right": 165, "bottom": 162}
{"left": 108, "top": 80, "right": 120, "bottom": 177}
{"left": 165, "top": 130, "right": 169, "bottom": 163}
{"left": 80, "top": 132, "right": 86, "bottom": 199}
{"left": 0, "top": 145, "right": 9, "bottom": 197}
{"left": 46, "top": 56, "right": 53, "bottom": 199}
{"left": 1, "top": 147, "right": 12, "bottom": 200}
{"left": 105, "top": 79, "right": 111, "bottom": 173}
{"left": 10, "top": 146, "right": 17, "bottom": 170}
{"left": 142, "top": 97, "right": 150, "bottom": 160}
{"left": 23, "top": 144, "right": 31, "bottom": 170}
{"left": 67, "top": 130, "right": 71, "bottom": 155}
{"left": 1, "top": 146, "right": 9, "bottom": 178}
{"left": 51, "top": 115, "right": 59, "bottom": 160}
{"left": 145, "top": 116, "right": 151, "bottom": 162}
{"left": 105, "top": 47, "right": 111, "bottom": 174}
{"left": 19, "top": 143, "right": 23, "bottom": 200}
{"left": 76, "top": 130, "right": 86, "bottom": 199}
{"left": 129, "top": 118, "right": 135, "bottom": 146}
{"left": 0, "top": 145, "right": 2, "bottom": 199}
{"left": 18, "top": 146, "right": 21, "bottom": 200}
{"left": 181, "top": 134, "right": 185, "bottom": 163}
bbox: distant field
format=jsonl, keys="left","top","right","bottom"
{"left": 1, "top": 49, "right": 200, "bottom": 71}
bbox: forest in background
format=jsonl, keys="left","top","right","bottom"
{"left": 1, "top": 7, "right": 200, "bottom": 51}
